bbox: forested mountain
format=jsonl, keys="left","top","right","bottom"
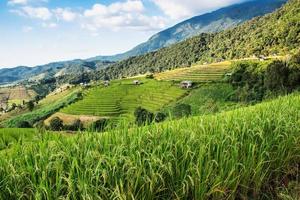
{"left": 0, "top": 0, "right": 287, "bottom": 85}
{"left": 96, "top": 0, "right": 299, "bottom": 79}
{"left": 0, "top": 60, "right": 112, "bottom": 85}
{"left": 88, "top": 0, "right": 287, "bottom": 62}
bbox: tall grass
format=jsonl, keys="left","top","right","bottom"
{"left": 0, "top": 93, "right": 300, "bottom": 199}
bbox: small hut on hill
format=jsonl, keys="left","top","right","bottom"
{"left": 180, "top": 81, "right": 193, "bottom": 89}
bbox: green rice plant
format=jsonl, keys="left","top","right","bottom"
{"left": 155, "top": 62, "right": 230, "bottom": 82}
{"left": 163, "top": 83, "right": 243, "bottom": 116}
{"left": 0, "top": 93, "right": 300, "bottom": 199}
{"left": 61, "top": 78, "right": 186, "bottom": 122}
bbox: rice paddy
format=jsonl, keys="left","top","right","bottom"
{"left": 155, "top": 61, "right": 230, "bottom": 82}
{"left": 0, "top": 85, "right": 36, "bottom": 107}
{"left": 0, "top": 93, "right": 300, "bottom": 199}
{"left": 61, "top": 78, "right": 186, "bottom": 120}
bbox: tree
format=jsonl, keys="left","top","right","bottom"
{"left": 173, "top": 104, "right": 191, "bottom": 118}
{"left": 264, "top": 60, "right": 289, "bottom": 91}
{"left": 155, "top": 112, "right": 167, "bottom": 123}
{"left": 66, "top": 119, "right": 84, "bottom": 131}
{"left": 11, "top": 103, "right": 17, "bottom": 110}
{"left": 16, "top": 121, "right": 32, "bottom": 128}
{"left": 134, "top": 107, "right": 154, "bottom": 126}
{"left": 27, "top": 100, "right": 35, "bottom": 111}
{"left": 90, "top": 119, "right": 109, "bottom": 132}
{"left": 49, "top": 117, "right": 64, "bottom": 131}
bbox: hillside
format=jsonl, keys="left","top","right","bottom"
{"left": 97, "top": 0, "right": 299, "bottom": 80}
{"left": 0, "top": 0, "right": 287, "bottom": 86}
{"left": 1, "top": 92, "right": 300, "bottom": 199}
{"left": 60, "top": 78, "right": 186, "bottom": 122}
{"left": 88, "top": 0, "right": 287, "bottom": 62}
{"left": 0, "top": 60, "right": 113, "bottom": 85}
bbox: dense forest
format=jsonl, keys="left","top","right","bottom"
{"left": 94, "top": 0, "right": 299, "bottom": 80}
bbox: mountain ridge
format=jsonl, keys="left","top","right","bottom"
{"left": 88, "top": 0, "right": 287, "bottom": 62}
{"left": 0, "top": 0, "right": 288, "bottom": 85}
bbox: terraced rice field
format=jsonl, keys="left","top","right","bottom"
{"left": 0, "top": 85, "right": 36, "bottom": 107}
{"left": 155, "top": 61, "right": 230, "bottom": 82}
{"left": 61, "top": 79, "right": 186, "bottom": 120}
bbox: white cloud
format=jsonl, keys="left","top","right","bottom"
{"left": 22, "top": 25, "right": 33, "bottom": 32}
{"left": 7, "top": 0, "right": 48, "bottom": 6}
{"left": 152, "top": 0, "right": 248, "bottom": 20}
{"left": 8, "top": 0, "right": 28, "bottom": 5}
{"left": 82, "top": 0, "right": 166, "bottom": 32}
{"left": 42, "top": 22, "right": 57, "bottom": 28}
{"left": 54, "top": 8, "right": 77, "bottom": 22}
{"left": 16, "top": 6, "right": 52, "bottom": 20}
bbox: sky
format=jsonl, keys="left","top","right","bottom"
{"left": 0, "top": 0, "right": 248, "bottom": 67}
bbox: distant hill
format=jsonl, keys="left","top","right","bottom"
{"left": 0, "top": 60, "right": 112, "bottom": 85}
{"left": 88, "top": 0, "right": 287, "bottom": 62}
{"left": 98, "top": 0, "right": 299, "bottom": 79}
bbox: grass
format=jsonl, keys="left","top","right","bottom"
{"left": 61, "top": 78, "right": 186, "bottom": 121}
{"left": 163, "top": 83, "right": 243, "bottom": 116}
{"left": 0, "top": 93, "right": 300, "bottom": 199}
{"left": 0, "top": 128, "right": 36, "bottom": 151}
{"left": 155, "top": 62, "right": 230, "bottom": 82}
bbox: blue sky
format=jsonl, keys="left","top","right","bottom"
{"left": 0, "top": 0, "right": 248, "bottom": 67}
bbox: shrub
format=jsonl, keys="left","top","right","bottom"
{"left": 155, "top": 112, "right": 167, "bottom": 123}
{"left": 146, "top": 74, "right": 154, "bottom": 79}
{"left": 49, "top": 117, "right": 64, "bottom": 131}
{"left": 173, "top": 104, "right": 191, "bottom": 118}
{"left": 16, "top": 121, "right": 32, "bottom": 128}
{"left": 26, "top": 100, "right": 35, "bottom": 111}
{"left": 89, "top": 119, "right": 109, "bottom": 132}
{"left": 264, "top": 60, "right": 289, "bottom": 91}
{"left": 134, "top": 107, "right": 154, "bottom": 126}
{"left": 65, "top": 119, "right": 84, "bottom": 131}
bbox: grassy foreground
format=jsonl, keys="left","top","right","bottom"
{"left": 0, "top": 94, "right": 300, "bottom": 199}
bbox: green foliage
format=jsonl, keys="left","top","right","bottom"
{"left": 229, "top": 52, "right": 300, "bottom": 102}
{"left": 93, "top": 0, "right": 299, "bottom": 80}
{"left": 173, "top": 103, "right": 192, "bottom": 118}
{"left": 89, "top": 119, "right": 109, "bottom": 132}
{"left": 167, "top": 83, "right": 241, "bottom": 116}
{"left": 2, "top": 90, "right": 80, "bottom": 128}
{"left": 64, "top": 119, "right": 84, "bottom": 131}
{"left": 16, "top": 121, "right": 32, "bottom": 128}
{"left": 154, "top": 112, "right": 167, "bottom": 123}
{"left": 1, "top": 94, "right": 300, "bottom": 199}
{"left": 26, "top": 100, "right": 35, "bottom": 111}
{"left": 61, "top": 79, "right": 186, "bottom": 123}
{"left": 0, "top": 128, "right": 36, "bottom": 151}
{"left": 49, "top": 117, "right": 63, "bottom": 131}
{"left": 134, "top": 107, "right": 154, "bottom": 126}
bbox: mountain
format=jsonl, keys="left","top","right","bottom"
{"left": 97, "top": 0, "right": 299, "bottom": 79}
{"left": 88, "top": 0, "right": 287, "bottom": 62}
{"left": 0, "top": 0, "right": 288, "bottom": 85}
{"left": 0, "top": 60, "right": 112, "bottom": 85}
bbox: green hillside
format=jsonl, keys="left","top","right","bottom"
{"left": 61, "top": 79, "right": 186, "bottom": 120}
{"left": 1, "top": 93, "right": 300, "bottom": 199}
{"left": 97, "top": 0, "right": 299, "bottom": 80}
{"left": 88, "top": 0, "right": 287, "bottom": 62}
{"left": 1, "top": 87, "right": 81, "bottom": 128}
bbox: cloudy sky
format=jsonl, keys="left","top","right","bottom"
{"left": 0, "top": 0, "right": 248, "bottom": 67}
